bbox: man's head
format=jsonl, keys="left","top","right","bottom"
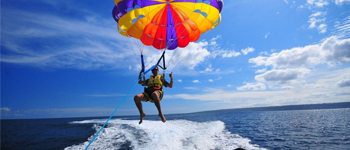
{"left": 152, "top": 67, "right": 158, "bottom": 75}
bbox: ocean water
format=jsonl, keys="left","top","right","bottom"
{"left": 1, "top": 108, "right": 350, "bottom": 150}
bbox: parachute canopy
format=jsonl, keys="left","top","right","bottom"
{"left": 113, "top": 0, "right": 223, "bottom": 50}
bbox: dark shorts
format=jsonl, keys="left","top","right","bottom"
{"left": 142, "top": 90, "right": 163, "bottom": 102}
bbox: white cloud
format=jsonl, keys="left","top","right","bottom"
{"left": 308, "top": 11, "right": 327, "bottom": 33}
{"left": 1, "top": 8, "right": 139, "bottom": 70}
{"left": 208, "top": 36, "right": 245, "bottom": 59}
{"left": 307, "top": 0, "right": 329, "bottom": 8}
{"left": 264, "top": 32, "right": 270, "bottom": 39}
{"left": 338, "top": 78, "right": 350, "bottom": 87}
{"left": 183, "top": 87, "right": 199, "bottom": 90}
{"left": 169, "top": 68, "right": 350, "bottom": 108}
{"left": 241, "top": 47, "right": 255, "bottom": 55}
{"left": 1, "top": 8, "right": 213, "bottom": 72}
{"left": 209, "top": 35, "right": 221, "bottom": 46}
{"left": 237, "top": 82, "right": 266, "bottom": 91}
{"left": 335, "top": 0, "right": 350, "bottom": 5}
{"left": 246, "top": 36, "right": 350, "bottom": 91}
{"left": 164, "top": 41, "right": 211, "bottom": 70}
{"left": 177, "top": 79, "right": 183, "bottom": 83}
{"left": 192, "top": 80, "right": 200, "bottom": 83}
{"left": 1, "top": 10, "right": 247, "bottom": 75}
{"left": 165, "top": 37, "right": 255, "bottom": 74}
{"left": 255, "top": 68, "right": 267, "bottom": 74}
{"left": 318, "top": 23, "right": 327, "bottom": 33}
{"left": 0, "top": 107, "right": 11, "bottom": 112}
{"left": 208, "top": 79, "right": 214, "bottom": 82}
{"left": 249, "top": 36, "right": 350, "bottom": 68}
{"left": 211, "top": 50, "right": 241, "bottom": 58}
{"left": 1, "top": 40, "right": 136, "bottom": 70}
{"left": 198, "top": 64, "right": 226, "bottom": 75}
{"left": 2, "top": 9, "right": 117, "bottom": 39}
{"left": 255, "top": 68, "right": 311, "bottom": 83}
{"left": 211, "top": 47, "right": 256, "bottom": 58}
{"left": 305, "top": 0, "right": 350, "bottom": 35}
{"left": 334, "top": 16, "right": 350, "bottom": 38}
{"left": 202, "top": 64, "right": 214, "bottom": 73}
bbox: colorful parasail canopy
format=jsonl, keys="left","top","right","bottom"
{"left": 113, "top": 0, "right": 223, "bottom": 50}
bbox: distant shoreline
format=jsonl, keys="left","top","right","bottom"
{"left": 2, "top": 102, "right": 350, "bottom": 120}
{"left": 195, "top": 101, "right": 350, "bottom": 114}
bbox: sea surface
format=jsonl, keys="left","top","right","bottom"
{"left": 1, "top": 107, "right": 350, "bottom": 150}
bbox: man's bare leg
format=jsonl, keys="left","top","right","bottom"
{"left": 134, "top": 94, "right": 146, "bottom": 124}
{"left": 152, "top": 92, "right": 166, "bottom": 123}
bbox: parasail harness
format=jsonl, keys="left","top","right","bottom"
{"left": 138, "top": 50, "right": 167, "bottom": 81}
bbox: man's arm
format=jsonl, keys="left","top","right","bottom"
{"left": 138, "top": 79, "right": 148, "bottom": 86}
{"left": 164, "top": 73, "right": 173, "bottom": 88}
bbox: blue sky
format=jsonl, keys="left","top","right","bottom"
{"left": 1, "top": 0, "right": 350, "bottom": 119}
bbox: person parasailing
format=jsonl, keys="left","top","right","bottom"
{"left": 112, "top": 0, "right": 223, "bottom": 123}
{"left": 134, "top": 67, "right": 173, "bottom": 124}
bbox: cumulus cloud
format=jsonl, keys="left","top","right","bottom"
{"left": 249, "top": 36, "right": 350, "bottom": 68}
{"left": 237, "top": 82, "right": 266, "bottom": 91}
{"left": 211, "top": 47, "right": 255, "bottom": 58}
{"left": 1, "top": 6, "right": 250, "bottom": 74}
{"left": 255, "top": 68, "right": 267, "bottom": 74}
{"left": 211, "top": 50, "right": 241, "bottom": 58}
{"left": 200, "top": 64, "right": 215, "bottom": 73}
{"left": 241, "top": 47, "right": 255, "bottom": 55}
{"left": 246, "top": 36, "right": 350, "bottom": 90}
{"left": 338, "top": 79, "right": 350, "bottom": 87}
{"left": 305, "top": 0, "right": 350, "bottom": 36}
{"left": 169, "top": 68, "right": 350, "bottom": 108}
{"left": 171, "top": 41, "right": 210, "bottom": 69}
{"left": 208, "top": 37, "right": 256, "bottom": 58}
{"left": 307, "top": 0, "right": 329, "bottom": 8}
{"left": 192, "top": 80, "right": 200, "bottom": 83}
{"left": 335, "top": 0, "right": 350, "bottom": 5}
{"left": 146, "top": 40, "right": 211, "bottom": 72}
{"left": 308, "top": 11, "right": 327, "bottom": 33}
{"left": 255, "top": 68, "right": 311, "bottom": 83}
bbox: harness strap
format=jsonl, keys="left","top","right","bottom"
{"left": 140, "top": 50, "right": 167, "bottom": 78}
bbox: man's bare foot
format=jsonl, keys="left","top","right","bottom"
{"left": 159, "top": 114, "right": 166, "bottom": 123}
{"left": 139, "top": 113, "right": 146, "bottom": 124}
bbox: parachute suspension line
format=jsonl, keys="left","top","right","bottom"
{"left": 165, "top": 2, "right": 207, "bottom": 73}
{"left": 139, "top": 49, "right": 167, "bottom": 80}
{"left": 168, "top": 50, "right": 180, "bottom": 72}
{"left": 163, "top": 25, "right": 189, "bottom": 73}
{"left": 157, "top": 50, "right": 167, "bottom": 70}
{"left": 139, "top": 53, "right": 146, "bottom": 81}
{"left": 139, "top": 0, "right": 209, "bottom": 77}
{"left": 143, "top": 50, "right": 166, "bottom": 74}
{"left": 119, "top": 33, "right": 146, "bottom": 81}
{"left": 163, "top": 1, "right": 206, "bottom": 73}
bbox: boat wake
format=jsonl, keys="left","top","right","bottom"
{"left": 65, "top": 119, "right": 265, "bottom": 150}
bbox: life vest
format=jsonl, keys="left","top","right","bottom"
{"left": 147, "top": 75, "right": 163, "bottom": 90}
